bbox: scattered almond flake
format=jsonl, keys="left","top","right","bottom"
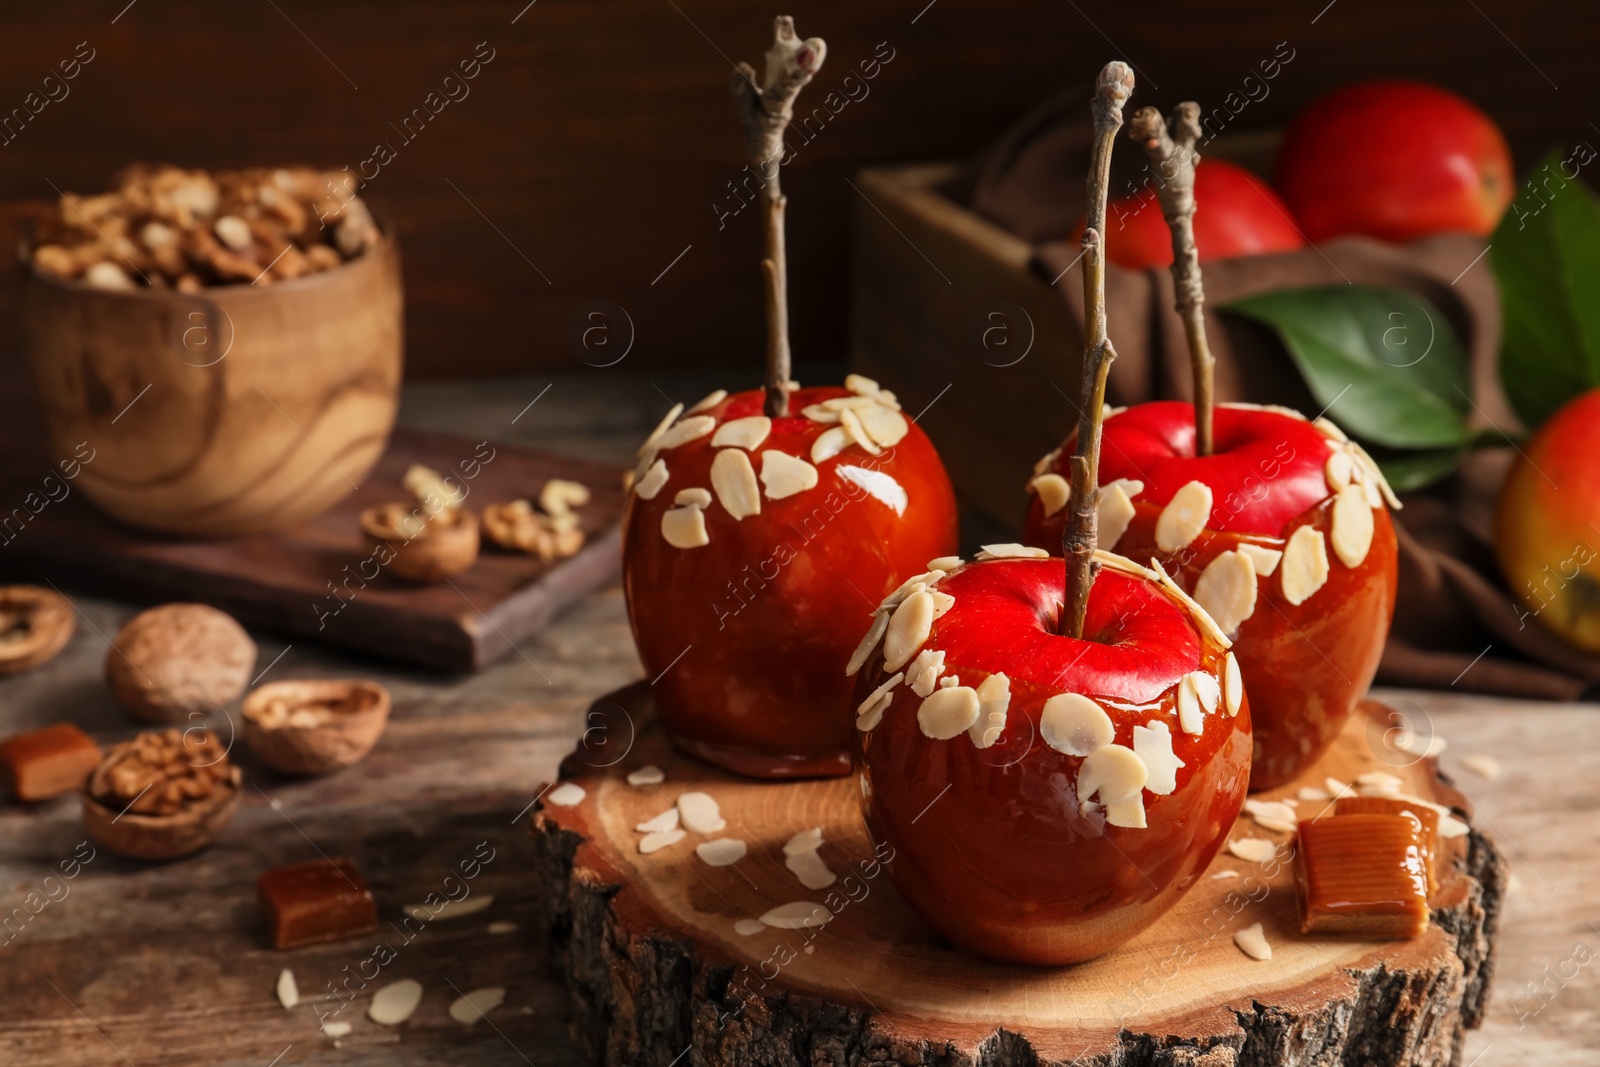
{"left": 1325, "top": 776, "right": 1354, "bottom": 799}
{"left": 820, "top": 395, "right": 876, "bottom": 413}
{"left": 1211, "top": 869, "right": 1241, "bottom": 880}
{"left": 838, "top": 407, "right": 883, "bottom": 456}
{"left": 1394, "top": 731, "right": 1448, "bottom": 758}
{"left": 1189, "top": 670, "right": 1221, "bottom": 714}
{"left": 1324, "top": 449, "right": 1355, "bottom": 492}
{"left": 783, "top": 827, "right": 824, "bottom": 856}
{"left": 918, "top": 685, "right": 981, "bottom": 739}
{"left": 636, "top": 808, "right": 680, "bottom": 833}
{"left": 709, "top": 449, "right": 762, "bottom": 520}
{"left": 1243, "top": 800, "right": 1298, "bottom": 834}
{"left": 276, "top": 968, "right": 299, "bottom": 1010}
{"left": 696, "top": 838, "right": 748, "bottom": 866}
{"left": 759, "top": 901, "right": 833, "bottom": 929}
{"left": 1348, "top": 441, "right": 1402, "bottom": 509}
{"left": 1177, "top": 676, "right": 1205, "bottom": 736}
{"left": 1077, "top": 744, "right": 1148, "bottom": 807}
{"left": 855, "top": 671, "right": 903, "bottom": 731}
{"left": 1236, "top": 542, "right": 1283, "bottom": 577}
{"left": 1362, "top": 476, "right": 1384, "bottom": 509}
{"left": 1508, "top": 872, "right": 1523, "bottom": 893}
{"left": 1281, "top": 797, "right": 1299, "bottom": 807}
{"left": 801, "top": 403, "right": 840, "bottom": 423}
{"left": 1107, "top": 477, "right": 1145, "bottom": 500}
{"left": 1313, "top": 416, "right": 1349, "bottom": 442}
{"left": 1133, "top": 720, "right": 1184, "bottom": 795}
{"left": 1223, "top": 653, "right": 1242, "bottom": 716}
{"left": 885, "top": 568, "right": 944, "bottom": 605}
{"left": 640, "top": 829, "right": 687, "bottom": 854}
{"left": 907, "top": 648, "right": 947, "bottom": 697}
{"left": 656, "top": 415, "right": 716, "bottom": 450}
{"left": 1098, "top": 481, "right": 1138, "bottom": 550}
{"left": 1393, "top": 792, "right": 1451, "bottom": 816}
{"left": 760, "top": 449, "right": 820, "bottom": 499}
{"left": 1030, "top": 473, "right": 1071, "bottom": 518}
{"left": 674, "top": 487, "right": 712, "bottom": 508}
{"left": 677, "top": 791, "right": 727, "bottom": 834}
{"left": 638, "top": 403, "right": 685, "bottom": 456}
{"left": 635, "top": 458, "right": 669, "bottom": 500}
{"left": 1439, "top": 814, "right": 1469, "bottom": 839}
{"left": 976, "top": 543, "right": 1050, "bottom": 560}
{"left": 857, "top": 405, "right": 909, "bottom": 448}
{"left": 1041, "top": 692, "right": 1115, "bottom": 756}
{"left": 928, "top": 589, "right": 955, "bottom": 619}
{"left": 689, "top": 388, "right": 727, "bottom": 414}
{"left": 734, "top": 918, "right": 766, "bottom": 936}
{"left": 1460, "top": 754, "right": 1501, "bottom": 780}
{"left": 1193, "top": 550, "right": 1257, "bottom": 636}
{"left": 368, "top": 979, "right": 424, "bottom": 1026}
{"left": 488, "top": 921, "right": 519, "bottom": 935}
{"left": 883, "top": 589, "right": 935, "bottom": 671}
{"left": 786, "top": 848, "right": 837, "bottom": 890}
{"left": 1155, "top": 480, "right": 1212, "bottom": 552}
{"left": 1280, "top": 526, "right": 1330, "bottom": 605}
{"left": 1234, "top": 922, "right": 1272, "bottom": 961}
{"left": 927, "top": 555, "right": 963, "bottom": 571}
{"left": 661, "top": 504, "right": 709, "bottom": 548}
{"left": 546, "top": 783, "right": 586, "bottom": 807}
{"left": 1330, "top": 483, "right": 1375, "bottom": 568}
{"left": 837, "top": 464, "right": 907, "bottom": 515}
{"left": 627, "top": 765, "right": 666, "bottom": 787}
{"left": 1104, "top": 793, "right": 1147, "bottom": 829}
{"left": 845, "top": 612, "right": 889, "bottom": 677}
{"left": 938, "top": 675, "right": 958, "bottom": 689}
{"left": 1355, "top": 771, "right": 1401, "bottom": 791}
{"left": 1150, "top": 559, "right": 1232, "bottom": 648}
{"left": 711, "top": 415, "right": 772, "bottom": 451}
{"left": 970, "top": 672, "right": 1011, "bottom": 749}
{"left": 322, "top": 1021, "right": 352, "bottom": 1038}
{"left": 844, "top": 373, "right": 880, "bottom": 396}
{"left": 449, "top": 987, "right": 506, "bottom": 1026}
{"left": 1227, "top": 837, "right": 1278, "bottom": 864}
{"left": 810, "top": 426, "right": 851, "bottom": 464}
{"left": 1357, "top": 780, "right": 1402, "bottom": 798}
{"left": 1095, "top": 550, "right": 1158, "bottom": 580}
{"left": 407, "top": 894, "right": 494, "bottom": 922}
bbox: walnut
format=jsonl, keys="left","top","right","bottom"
{"left": 482, "top": 500, "right": 586, "bottom": 563}
{"left": 0, "top": 585, "right": 76, "bottom": 675}
{"left": 105, "top": 604, "right": 256, "bottom": 723}
{"left": 242, "top": 679, "right": 391, "bottom": 775}
{"left": 359, "top": 466, "right": 480, "bottom": 583}
{"left": 82, "top": 728, "right": 241, "bottom": 860}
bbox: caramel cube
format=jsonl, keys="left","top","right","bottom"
{"left": 1295, "top": 814, "right": 1430, "bottom": 939}
{"left": 257, "top": 857, "right": 378, "bottom": 950}
{"left": 1334, "top": 795, "right": 1440, "bottom": 893}
{"left": 0, "top": 724, "right": 101, "bottom": 802}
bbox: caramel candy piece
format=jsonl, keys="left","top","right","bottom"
{"left": 1335, "top": 795, "right": 1440, "bottom": 894}
{"left": 257, "top": 857, "right": 378, "bottom": 950}
{"left": 1295, "top": 814, "right": 1430, "bottom": 939}
{"left": 0, "top": 724, "right": 101, "bottom": 802}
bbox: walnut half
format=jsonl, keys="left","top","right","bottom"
{"left": 0, "top": 585, "right": 76, "bottom": 675}
{"left": 82, "top": 728, "right": 241, "bottom": 859}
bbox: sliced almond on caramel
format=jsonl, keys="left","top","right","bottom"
{"left": 927, "top": 589, "right": 955, "bottom": 619}
{"left": 635, "top": 458, "right": 669, "bottom": 500}
{"left": 655, "top": 415, "right": 715, "bottom": 450}
{"left": 711, "top": 415, "right": 771, "bottom": 451}
{"left": 1177, "top": 675, "right": 1205, "bottom": 736}
{"left": 1330, "top": 483, "right": 1374, "bottom": 567}
{"left": 857, "top": 405, "right": 909, "bottom": 448}
{"left": 1325, "top": 449, "right": 1355, "bottom": 492}
{"left": 1236, "top": 542, "right": 1283, "bottom": 577}
{"left": 1041, "top": 693, "right": 1114, "bottom": 756}
{"left": 661, "top": 505, "right": 709, "bottom": 549}
{"left": 856, "top": 671, "right": 904, "bottom": 731}
{"left": 838, "top": 408, "right": 882, "bottom": 456}
{"left": 810, "top": 426, "right": 850, "bottom": 464}
{"left": 710, "top": 449, "right": 761, "bottom": 520}
{"left": 927, "top": 555, "right": 963, "bottom": 572}
{"left": 976, "top": 544, "right": 1049, "bottom": 560}
{"left": 1189, "top": 670, "right": 1221, "bottom": 713}
{"left": 688, "top": 389, "right": 727, "bottom": 414}
{"left": 1132, "top": 720, "right": 1183, "bottom": 795}
{"left": 760, "top": 450, "right": 819, "bottom": 500}
{"left": 970, "top": 672, "right": 1010, "bottom": 749}
{"left": 1030, "top": 473, "right": 1070, "bottom": 518}
{"left": 1313, "top": 416, "right": 1348, "bottom": 442}
{"left": 1150, "top": 560, "right": 1232, "bottom": 649}
{"left": 639, "top": 403, "right": 685, "bottom": 456}
{"left": 1155, "top": 480, "right": 1212, "bottom": 552}
{"left": 906, "top": 648, "right": 947, "bottom": 697}
{"left": 674, "top": 487, "right": 712, "bottom": 508}
{"left": 1280, "top": 526, "right": 1330, "bottom": 605}
{"left": 844, "top": 373, "right": 880, "bottom": 396}
{"left": 1192, "top": 550, "right": 1258, "bottom": 636}
{"left": 917, "top": 685, "right": 980, "bottom": 739}
{"left": 1098, "top": 481, "right": 1137, "bottom": 551}
{"left": 1077, "top": 744, "right": 1148, "bottom": 803}
{"left": 1223, "top": 652, "right": 1242, "bottom": 716}
{"left": 844, "top": 612, "right": 888, "bottom": 676}
{"left": 882, "top": 589, "right": 934, "bottom": 671}
{"left": 801, "top": 404, "right": 840, "bottom": 423}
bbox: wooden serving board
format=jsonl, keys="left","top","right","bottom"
{"left": 533, "top": 688, "right": 1506, "bottom": 1067}
{"left": 0, "top": 427, "right": 624, "bottom": 672}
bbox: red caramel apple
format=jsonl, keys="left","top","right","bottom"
{"left": 624, "top": 376, "right": 956, "bottom": 777}
{"left": 1024, "top": 402, "right": 1398, "bottom": 789}
{"left": 852, "top": 548, "right": 1251, "bottom": 964}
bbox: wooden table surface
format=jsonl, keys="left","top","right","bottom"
{"left": 1, "top": 370, "right": 1596, "bottom": 1067}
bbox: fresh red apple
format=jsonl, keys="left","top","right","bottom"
{"left": 623, "top": 376, "right": 958, "bottom": 778}
{"left": 1496, "top": 388, "right": 1600, "bottom": 652}
{"left": 1069, "top": 159, "right": 1305, "bottom": 270}
{"left": 1023, "top": 401, "right": 1399, "bottom": 790}
{"left": 1275, "top": 80, "right": 1513, "bottom": 243}
{"left": 851, "top": 548, "right": 1251, "bottom": 965}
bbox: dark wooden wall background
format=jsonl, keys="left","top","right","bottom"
{"left": 0, "top": 0, "right": 1594, "bottom": 379}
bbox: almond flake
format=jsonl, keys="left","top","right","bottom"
{"left": 759, "top": 902, "right": 832, "bottom": 929}
{"left": 1077, "top": 744, "right": 1148, "bottom": 804}
{"left": 407, "top": 895, "right": 494, "bottom": 922}
{"left": 696, "top": 838, "right": 748, "bottom": 866}
{"left": 845, "top": 373, "right": 880, "bottom": 396}
{"left": 1236, "top": 542, "right": 1283, "bottom": 576}
{"left": 1211, "top": 869, "right": 1241, "bottom": 880}
{"left": 710, "top": 449, "right": 761, "bottom": 519}
{"left": 1244, "top": 799, "right": 1298, "bottom": 834}
{"left": 976, "top": 544, "right": 1050, "bottom": 560}
{"left": 1105, "top": 794, "right": 1147, "bottom": 829}
{"left": 883, "top": 590, "right": 935, "bottom": 671}
{"left": 1095, "top": 550, "right": 1159, "bottom": 580}
{"left": 885, "top": 569, "right": 944, "bottom": 606}
{"left": 1330, "top": 483, "right": 1374, "bottom": 567}
{"left": 656, "top": 415, "right": 716, "bottom": 450}
{"left": 627, "top": 765, "right": 665, "bottom": 786}
{"left": 784, "top": 827, "right": 824, "bottom": 855}
{"left": 322, "top": 1022, "right": 352, "bottom": 1038}
{"left": 1325, "top": 449, "right": 1355, "bottom": 491}
{"left": 638, "top": 403, "right": 685, "bottom": 456}
{"left": 821, "top": 395, "right": 877, "bottom": 412}
{"left": 689, "top": 389, "right": 727, "bottom": 413}
{"left": 1098, "top": 481, "right": 1138, "bottom": 550}
{"left": 1133, "top": 720, "right": 1184, "bottom": 795}
{"left": 845, "top": 612, "right": 889, "bottom": 677}
{"left": 1177, "top": 675, "right": 1205, "bottom": 736}
{"left": 546, "top": 783, "right": 586, "bottom": 806}
{"left": 448, "top": 987, "right": 505, "bottom": 1026}
{"left": 1355, "top": 771, "right": 1402, "bottom": 790}
{"left": 907, "top": 648, "right": 947, "bottom": 697}
{"left": 810, "top": 426, "right": 850, "bottom": 464}
{"left": 938, "top": 675, "right": 958, "bottom": 688}
{"left": 635, "top": 459, "right": 669, "bottom": 500}
{"left": 970, "top": 672, "right": 1010, "bottom": 749}
{"left": 636, "top": 808, "right": 680, "bottom": 833}
{"left": 1326, "top": 776, "right": 1354, "bottom": 798}
{"left": 761, "top": 450, "right": 820, "bottom": 499}
{"left": 928, "top": 589, "right": 955, "bottom": 619}
{"left": 1298, "top": 785, "right": 1331, "bottom": 801}
{"left": 918, "top": 685, "right": 980, "bottom": 739}
{"left": 1223, "top": 652, "right": 1242, "bottom": 716}
{"left": 801, "top": 404, "right": 840, "bottom": 423}
{"left": 838, "top": 464, "right": 908, "bottom": 515}
{"left": 1108, "top": 477, "right": 1146, "bottom": 500}
{"left": 855, "top": 672, "right": 902, "bottom": 730}
{"left": 1280, "top": 526, "right": 1330, "bottom": 605}
{"left": 674, "top": 487, "right": 712, "bottom": 508}
{"left": 1460, "top": 754, "right": 1501, "bottom": 780}
{"left": 1041, "top": 693, "right": 1115, "bottom": 756}
{"left": 276, "top": 968, "right": 299, "bottom": 1010}
{"left": 1234, "top": 922, "right": 1272, "bottom": 961}
{"left": 1439, "top": 814, "right": 1470, "bottom": 839}
{"left": 1155, "top": 480, "right": 1213, "bottom": 552}
{"left": 786, "top": 847, "right": 836, "bottom": 890}
{"left": 734, "top": 918, "right": 766, "bottom": 935}
{"left": 1151, "top": 559, "right": 1232, "bottom": 649}
{"left": 1190, "top": 670, "right": 1221, "bottom": 713}
{"left": 1193, "top": 550, "right": 1258, "bottom": 636}
{"left": 1313, "top": 416, "right": 1349, "bottom": 442}
{"left": 858, "top": 405, "right": 909, "bottom": 447}
{"left": 839, "top": 408, "right": 882, "bottom": 456}
{"left": 1031, "top": 473, "right": 1070, "bottom": 518}
{"left": 1227, "top": 837, "right": 1277, "bottom": 864}
{"left": 369, "top": 979, "right": 424, "bottom": 1026}
{"left": 1349, "top": 441, "right": 1402, "bottom": 509}
{"left": 677, "top": 792, "right": 726, "bottom": 833}
{"left": 711, "top": 415, "right": 771, "bottom": 451}
{"left": 661, "top": 505, "right": 709, "bottom": 548}
{"left": 927, "top": 555, "right": 963, "bottom": 571}
{"left": 640, "top": 828, "right": 687, "bottom": 853}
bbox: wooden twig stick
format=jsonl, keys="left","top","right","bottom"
{"left": 731, "top": 17, "right": 826, "bottom": 418}
{"left": 1129, "top": 102, "right": 1214, "bottom": 456}
{"left": 1062, "top": 61, "right": 1135, "bottom": 639}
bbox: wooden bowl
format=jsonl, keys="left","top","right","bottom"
{"left": 17, "top": 227, "right": 403, "bottom": 536}
{"left": 242, "top": 678, "right": 391, "bottom": 775}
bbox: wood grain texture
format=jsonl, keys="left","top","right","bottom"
{"left": 533, "top": 689, "right": 1504, "bottom": 1066}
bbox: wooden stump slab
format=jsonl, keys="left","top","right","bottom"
{"left": 532, "top": 687, "right": 1506, "bottom": 1067}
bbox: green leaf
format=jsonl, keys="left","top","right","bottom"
{"left": 1223, "top": 284, "right": 1474, "bottom": 449}
{"left": 1370, "top": 447, "right": 1466, "bottom": 492}
{"left": 1490, "top": 146, "right": 1600, "bottom": 428}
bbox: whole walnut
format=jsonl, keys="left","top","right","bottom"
{"left": 105, "top": 604, "right": 256, "bottom": 723}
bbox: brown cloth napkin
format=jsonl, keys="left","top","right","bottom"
{"left": 956, "top": 89, "right": 1595, "bottom": 701}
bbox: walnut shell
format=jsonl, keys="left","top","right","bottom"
{"left": 360, "top": 505, "right": 479, "bottom": 583}
{"left": 0, "top": 585, "right": 76, "bottom": 675}
{"left": 82, "top": 731, "right": 241, "bottom": 860}
{"left": 242, "top": 679, "right": 391, "bottom": 775}
{"left": 105, "top": 604, "right": 256, "bottom": 723}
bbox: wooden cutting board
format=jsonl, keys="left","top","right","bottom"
{"left": 0, "top": 426, "right": 625, "bottom": 671}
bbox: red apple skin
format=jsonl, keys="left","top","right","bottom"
{"left": 1276, "top": 80, "right": 1513, "bottom": 243}
{"left": 1496, "top": 388, "right": 1600, "bottom": 652}
{"left": 1070, "top": 160, "right": 1305, "bottom": 271}
{"left": 1023, "top": 403, "right": 1398, "bottom": 790}
{"left": 624, "top": 386, "right": 957, "bottom": 779}
{"left": 856, "top": 557, "right": 1251, "bottom": 966}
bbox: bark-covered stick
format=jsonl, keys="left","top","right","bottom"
{"left": 1130, "top": 102, "right": 1215, "bottom": 456}
{"left": 731, "top": 17, "right": 826, "bottom": 419}
{"left": 1062, "top": 61, "right": 1135, "bottom": 639}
